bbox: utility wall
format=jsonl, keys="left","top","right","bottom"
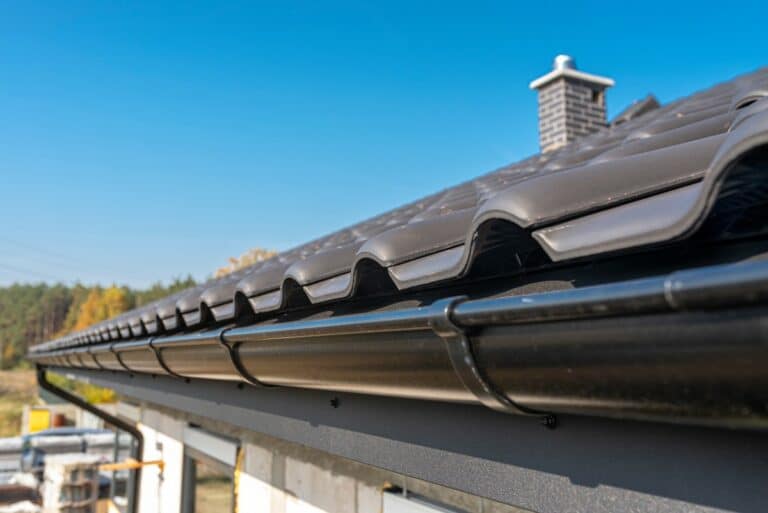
{"left": 129, "top": 403, "right": 527, "bottom": 513}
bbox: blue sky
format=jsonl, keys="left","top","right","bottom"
{"left": 1, "top": 1, "right": 766, "bottom": 287}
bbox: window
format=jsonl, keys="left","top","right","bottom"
{"left": 182, "top": 453, "right": 234, "bottom": 513}
{"left": 180, "top": 426, "right": 239, "bottom": 513}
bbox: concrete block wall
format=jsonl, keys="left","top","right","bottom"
{"left": 238, "top": 443, "right": 274, "bottom": 512}
{"left": 129, "top": 403, "right": 530, "bottom": 513}
{"left": 236, "top": 446, "right": 381, "bottom": 513}
{"left": 224, "top": 420, "right": 530, "bottom": 513}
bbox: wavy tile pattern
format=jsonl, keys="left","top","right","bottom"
{"left": 32, "top": 67, "right": 768, "bottom": 353}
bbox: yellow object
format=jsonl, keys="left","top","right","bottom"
{"left": 97, "top": 498, "right": 118, "bottom": 513}
{"left": 99, "top": 458, "right": 164, "bottom": 472}
{"left": 28, "top": 408, "right": 51, "bottom": 433}
{"left": 233, "top": 447, "right": 244, "bottom": 513}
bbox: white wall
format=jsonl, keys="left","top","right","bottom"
{"left": 236, "top": 442, "right": 382, "bottom": 513}
{"left": 137, "top": 408, "right": 185, "bottom": 513}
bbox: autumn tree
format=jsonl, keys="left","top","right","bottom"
{"left": 214, "top": 247, "right": 277, "bottom": 278}
{"left": 72, "top": 286, "right": 130, "bottom": 331}
{"left": 57, "top": 284, "right": 90, "bottom": 336}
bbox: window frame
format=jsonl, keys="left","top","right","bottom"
{"left": 180, "top": 427, "right": 238, "bottom": 513}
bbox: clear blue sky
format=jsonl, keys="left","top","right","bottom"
{"left": 1, "top": 1, "right": 766, "bottom": 287}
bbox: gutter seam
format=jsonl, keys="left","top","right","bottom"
{"left": 110, "top": 342, "right": 133, "bottom": 374}
{"left": 218, "top": 328, "right": 270, "bottom": 387}
{"left": 429, "top": 296, "right": 555, "bottom": 424}
{"left": 663, "top": 276, "right": 682, "bottom": 310}
{"left": 148, "top": 337, "right": 185, "bottom": 379}
{"left": 88, "top": 345, "right": 106, "bottom": 371}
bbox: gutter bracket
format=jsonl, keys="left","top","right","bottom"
{"left": 88, "top": 345, "right": 107, "bottom": 371}
{"left": 110, "top": 342, "right": 133, "bottom": 374}
{"left": 148, "top": 337, "right": 185, "bottom": 379}
{"left": 218, "top": 329, "right": 270, "bottom": 388}
{"left": 429, "top": 296, "right": 556, "bottom": 426}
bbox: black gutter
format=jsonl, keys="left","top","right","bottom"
{"left": 36, "top": 368, "right": 143, "bottom": 513}
{"left": 31, "top": 259, "right": 768, "bottom": 429}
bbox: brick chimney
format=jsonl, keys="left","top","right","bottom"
{"left": 530, "top": 55, "right": 614, "bottom": 153}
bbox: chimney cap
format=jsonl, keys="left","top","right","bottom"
{"left": 553, "top": 54, "right": 576, "bottom": 71}
{"left": 529, "top": 55, "right": 614, "bottom": 90}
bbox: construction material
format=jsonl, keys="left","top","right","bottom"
{"left": 98, "top": 458, "right": 163, "bottom": 472}
{"left": 42, "top": 454, "right": 99, "bottom": 513}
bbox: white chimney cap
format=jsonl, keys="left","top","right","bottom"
{"left": 529, "top": 55, "right": 614, "bottom": 90}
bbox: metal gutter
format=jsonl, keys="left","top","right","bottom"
{"left": 30, "top": 259, "right": 768, "bottom": 428}
{"left": 36, "top": 368, "right": 143, "bottom": 513}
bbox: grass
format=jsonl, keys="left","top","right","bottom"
{"left": 0, "top": 370, "right": 38, "bottom": 437}
{"left": 0, "top": 369, "right": 116, "bottom": 438}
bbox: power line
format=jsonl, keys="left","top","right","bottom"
{"left": 0, "top": 238, "right": 129, "bottom": 278}
{"left": 0, "top": 262, "right": 70, "bottom": 283}
{"left": 0, "top": 238, "right": 83, "bottom": 265}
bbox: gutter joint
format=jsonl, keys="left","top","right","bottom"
{"left": 218, "top": 328, "right": 270, "bottom": 387}
{"left": 148, "top": 337, "right": 185, "bottom": 379}
{"left": 429, "top": 296, "right": 554, "bottom": 424}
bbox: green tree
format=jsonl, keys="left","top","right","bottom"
{"left": 0, "top": 278, "right": 196, "bottom": 370}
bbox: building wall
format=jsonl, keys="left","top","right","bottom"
{"left": 136, "top": 409, "right": 185, "bottom": 513}
{"left": 236, "top": 445, "right": 379, "bottom": 513}
{"left": 127, "top": 403, "right": 529, "bottom": 513}
{"left": 238, "top": 444, "right": 275, "bottom": 512}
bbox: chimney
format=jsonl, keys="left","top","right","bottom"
{"left": 530, "top": 55, "right": 614, "bottom": 153}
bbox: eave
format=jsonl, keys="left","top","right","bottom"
{"left": 31, "top": 257, "right": 768, "bottom": 430}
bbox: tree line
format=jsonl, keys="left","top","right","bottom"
{"left": 0, "top": 277, "right": 196, "bottom": 369}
